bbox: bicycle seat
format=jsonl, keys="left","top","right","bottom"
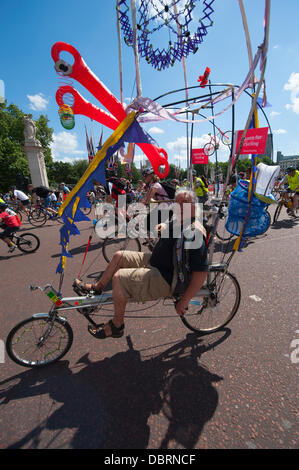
{"left": 208, "top": 262, "right": 228, "bottom": 272}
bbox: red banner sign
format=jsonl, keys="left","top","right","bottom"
{"left": 191, "top": 148, "right": 209, "bottom": 164}
{"left": 234, "top": 127, "right": 268, "bottom": 155}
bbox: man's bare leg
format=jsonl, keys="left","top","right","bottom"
{"left": 90, "top": 271, "right": 127, "bottom": 336}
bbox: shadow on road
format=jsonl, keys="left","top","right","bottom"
{"left": 0, "top": 329, "right": 230, "bottom": 449}
{"left": 270, "top": 218, "right": 299, "bottom": 230}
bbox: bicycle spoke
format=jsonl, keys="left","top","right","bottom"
{"left": 6, "top": 317, "right": 73, "bottom": 367}
{"left": 181, "top": 272, "right": 241, "bottom": 334}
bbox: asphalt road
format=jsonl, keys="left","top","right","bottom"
{"left": 0, "top": 205, "right": 298, "bottom": 450}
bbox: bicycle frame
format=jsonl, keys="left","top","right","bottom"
{"left": 29, "top": 263, "right": 228, "bottom": 323}
{"left": 30, "top": 282, "right": 215, "bottom": 317}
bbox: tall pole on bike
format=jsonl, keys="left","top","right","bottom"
{"left": 208, "top": 80, "right": 218, "bottom": 197}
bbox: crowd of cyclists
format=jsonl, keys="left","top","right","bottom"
{"left": 0, "top": 183, "right": 70, "bottom": 251}
{"left": 0, "top": 163, "right": 298, "bottom": 253}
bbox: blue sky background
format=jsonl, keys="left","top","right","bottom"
{"left": 1, "top": 0, "right": 298, "bottom": 169}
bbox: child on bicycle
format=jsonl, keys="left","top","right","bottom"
{"left": 0, "top": 202, "right": 22, "bottom": 252}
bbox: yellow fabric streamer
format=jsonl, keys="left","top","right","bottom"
{"left": 58, "top": 111, "right": 136, "bottom": 217}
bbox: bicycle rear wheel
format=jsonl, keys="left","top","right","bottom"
{"left": 17, "top": 233, "right": 40, "bottom": 253}
{"left": 102, "top": 237, "right": 141, "bottom": 263}
{"left": 181, "top": 271, "right": 241, "bottom": 335}
{"left": 28, "top": 209, "right": 47, "bottom": 226}
{"left": 6, "top": 314, "right": 73, "bottom": 367}
{"left": 203, "top": 142, "right": 215, "bottom": 157}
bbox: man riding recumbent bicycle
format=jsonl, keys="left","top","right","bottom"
{"left": 6, "top": 189, "right": 241, "bottom": 367}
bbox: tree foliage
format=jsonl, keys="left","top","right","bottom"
{"left": 0, "top": 102, "right": 54, "bottom": 193}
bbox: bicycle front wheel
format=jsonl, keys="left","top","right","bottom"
{"left": 6, "top": 315, "right": 73, "bottom": 367}
{"left": 102, "top": 237, "right": 141, "bottom": 263}
{"left": 28, "top": 209, "right": 47, "bottom": 227}
{"left": 181, "top": 271, "right": 241, "bottom": 335}
{"left": 17, "top": 233, "right": 40, "bottom": 253}
{"left": 221, "top": 130, "right": 232, "bottom": 146}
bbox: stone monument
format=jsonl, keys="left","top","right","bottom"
{"left": 23, "top": 114, "right": 49, "bottom": 187}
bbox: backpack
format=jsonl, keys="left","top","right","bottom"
{"left": 34, "top": 186, "right": 51, "bottom": 198}
{"left": 15, "top": 214, "right": 22, "bottom": 227}
{"left": 201, "top": 176, "right": 209, "bottom": 188}
{"left": 160, "top": 181, "right": 176, "bottom": 200}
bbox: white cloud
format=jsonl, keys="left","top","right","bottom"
{"left": 51, "top": 131, "right": 85, "bottom": 159}
{"left": 167, "top": 136, "right": 188, "bottom": 152}
{"left": 55, "top": 156, "right": 84, "bottom": 163}
{"left": 284, "top": 72, "right": 299, "bottom": 114}
{"left": 27, "top": 93, "right": 48, "bottom": 111}
{"left": 167, "top": 134, "right": 225, "bottom": 152}
{"left": 273, "top": 45, "right": 279, "bottom": 50}
{"left": 273, "top": 129, "right": 287, "bottom": 135}
{"left": 166, "top": 133, "right": 231, "bottom": 165}
{"left": 148, "top": 126, "right": 164, "bottom": 135}
{"left": 270, "top": 111, "right": 280, "bottom": 117}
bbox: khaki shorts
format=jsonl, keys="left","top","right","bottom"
{"left": 117, "top": 251, "right": 172, "bottom": 302}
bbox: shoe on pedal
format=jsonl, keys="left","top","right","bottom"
{"left": 8, "top": 244, "right": 16, "bottom": 252}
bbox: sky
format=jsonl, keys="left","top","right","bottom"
{"left": 1, "top": 0, "right": 299, "bottom": 170}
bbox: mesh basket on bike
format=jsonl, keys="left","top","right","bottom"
{"left": 225, "top": 180, "right": 270, "bottom": 237}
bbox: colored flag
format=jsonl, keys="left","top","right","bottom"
{"left": 56, "top": 112, "right": 154, "bottom": 273}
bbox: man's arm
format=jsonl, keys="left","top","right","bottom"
{"left": 278, "top": 175, "right": 287, "bottom": 188}
{"left": 175, "top": 271, "right": 208, "bottom": 316}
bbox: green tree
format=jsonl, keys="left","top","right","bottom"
{"left": 70, "top": 159, "right": 89, "bottom": 181}
{"left": 131, "top": 163, "right": 141, "bottom": 184}
{"left": 0, "top": 102, "right": 54, "bottom": 193}
{"left": 48, "top": 161, "right": 73, "bottom": 186}
{"left": 0, "top": 102, "right": 28, "bottom": 192}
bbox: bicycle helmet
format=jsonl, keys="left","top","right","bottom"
{"left": 142, "top": 167, "right": 155, "bottom": 177}
{"left": 286, "top": 166, "right": 296, "bottom": 173}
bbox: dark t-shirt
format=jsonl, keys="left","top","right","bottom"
{"left": 32, "top": 186, "right": 51, "bottom": 198}
{"left": 150, "top": 220, "right": 208, "bottom": 286}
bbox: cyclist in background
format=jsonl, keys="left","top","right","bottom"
{"left": 60, "top": 182, "right": 70, "bottom": 201}
{"left": 278, "top": 166, "right": 299, "bottom": 215}
{"left": 194, "top": 174, "right": 209, "bottom": 205}
{"left": 0, "top": 201, "right": 21, "bottom": 252}
{"left": 11, "top": 186, "right": 30, "bottom": 216}
{"left": 27, "top": 184, "right": 59, "bottom": 218}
